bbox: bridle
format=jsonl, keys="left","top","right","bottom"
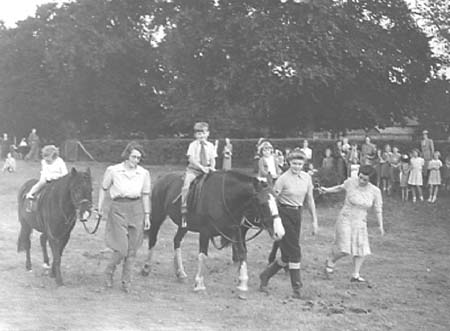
{"left": 209, "top": 172, "right": 277, "bottom": 249}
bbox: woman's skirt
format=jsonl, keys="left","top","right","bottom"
{"left": 334, "top": 215, "right": 371, "bottom": 257}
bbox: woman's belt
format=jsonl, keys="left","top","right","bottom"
{"left": 112, "top": 197, "right": 140, "bottom": 202}
{"left": 279, "top": 203, "right": 301, "bottom": 210}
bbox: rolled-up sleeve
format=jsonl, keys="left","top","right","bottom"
{"left": 142, "top": 170, "right": 151, "bottom": 194}
{"left": 102, "top": 166, "right": 113, "bottom": 190}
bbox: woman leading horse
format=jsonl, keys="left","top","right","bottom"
{"left": 141, "top": 170, "right": 285, "bottom": 294}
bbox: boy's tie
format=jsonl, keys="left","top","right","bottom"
{"left": 200, "top": 141, "right": 208, "bottom": 166}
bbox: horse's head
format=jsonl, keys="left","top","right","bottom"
{"left": 249, "top": 178, "right": 285, "bottom": 241}
{"left": 68, "top": 167, "right": 93, "bottom": 222}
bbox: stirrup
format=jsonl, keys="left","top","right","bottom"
{"left": 181, "top": 214, "right": 187, "bottom": 228}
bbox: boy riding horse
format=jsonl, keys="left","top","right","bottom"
{"left": 181, "top": 122, "right": 216, "bottom": 227}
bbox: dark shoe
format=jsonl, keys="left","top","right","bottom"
{"left": 289, "top": 269, "right": 303, "bottom": 299}
{"left": 259, "top": 261, "right": 283, "bottom": 293}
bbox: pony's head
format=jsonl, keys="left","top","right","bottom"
{"left": 68, "top": 168, "right": 93, "bottom": 222}
{"left": 249, "top": 178, "right": 284, "bottom": 241}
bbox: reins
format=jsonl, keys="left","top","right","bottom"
{"left": 209, "top": 172, "right": 265, "bottom": 249}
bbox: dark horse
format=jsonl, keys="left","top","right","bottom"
{"left": 17, "top": 168, "right": 93, "bottom": 286}
{"left": 141, "top": 170, "right": 285, "bottom": 293}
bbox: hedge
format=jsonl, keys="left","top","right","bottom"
{"left": 82, "top": 138, "right": 450, "bottom": 168}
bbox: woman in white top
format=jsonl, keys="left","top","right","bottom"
{"left": 97, "top": 141, "right": 151, "bottom": 292}
{"left": 26, "top": 145, "right": 68, "bottom": 199}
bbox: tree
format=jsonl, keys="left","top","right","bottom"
{"left": 0, "top": 0, "right": 165, "bottom": 139}
{"left": 153, "top": 0, "right": 436, "bottom": 136}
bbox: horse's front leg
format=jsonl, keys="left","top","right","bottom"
{"left": 48, "top": 239, "right": 63, "bottom": 286}
{"left": 173, "top": 227, "right": 188, "bottom": 281}
{"left": 40, "top": 234, "right": 50, "bottom": 269}
{"left": 236, "top": 228, "right": 249, "bottom": 293}
{"left": 194, "top": 232, "right": 209, "bottom": 291}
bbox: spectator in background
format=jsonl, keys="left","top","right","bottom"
{"left": 347, "top": 142, "right": 359, "bottom": 178}
{"left": 333, "top": 140, "right": 347, "bottom": 184}
{"left": 442, "top": 153, "right": 450, "bottom": 192}
{"left": 254, "top": 138, "right": 267, "bottom": 173}
{"left": 25, "top": 128, "right": 40, "bottom": 161}
{"left": 360, "top": 136, "right": 377, "bottom": 166}
{"left": 300, "top": 139, "right": 313, "bottom": 171}
{"left": 427, "top": 151, "right": 442, "bottom": 203}
{"left": 222, "top": 138, "right": 233, "bottom": 170}
{"left": 257, "top": 141, "right": 281, "bottom": 181}
{"left": 408, "top": 149, "right": 425, "bottom": 203}
{"left": 399, "top": 154, "right": 411, "bottom": 201}
{"left": 421, "top": 130, "right": 434, "bottom": 180}
{"left": 2, "top": 152, "right": 16, "bottom": 172}
{"left": 389, "top": 146, "right": 401, "bottom": 193}
{"left": 342, "top": 137, "right": 351, "bottom": 156}
{"left": 18, "top": 138, "right": 28, "bottom": 159}
{"left": 321, "top": 147, "right": 334, "bottom": 172}
{"left": 1, "top": 133, "right": 9, "bottom": 159}
{"left": 380, "top": 144, "right": 392, "bottom": 193}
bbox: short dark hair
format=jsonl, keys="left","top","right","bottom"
{"left": 358, "top": 165, "right": 375, "bottom": 178}
{"left": 121, "top": 141, "right": 145, "bottom": 160}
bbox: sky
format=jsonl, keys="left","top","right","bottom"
{"left": 0, "top": 0, "right": 67, "bottom": 27}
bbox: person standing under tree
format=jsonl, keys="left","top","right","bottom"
{"left": 427, "top": 151, "right": 442, "bottom": 203}
{"left": 25, "top": 128, "right": 40, "bottom": 161}
{"left": 180, "top": 122, "right": 216, "bottom": 227}
{"left": 408, "top": 149, "right": 425, "bottom": 202}
{"left": 421, "top": 130, "right": 434, "bottom": 181}
{"left": 222, "top": 138, "right": 233, "bottom": 170}
{"left": 97, "top": 141, "right": 151, "bottom": 293}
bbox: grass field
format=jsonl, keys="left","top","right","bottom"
{"left": 0, "top": 161, "right": 449, "bottom": 331}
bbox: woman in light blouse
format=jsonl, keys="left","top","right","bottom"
{"left": 97, "top": 141, "right": 151, "bottom": 292}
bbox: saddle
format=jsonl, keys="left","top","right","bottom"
{"left": 25, "top": 184, "right": 51, "bottom": 213}
{"left": 186, "top": 173, "right": 209, "bottom": 215}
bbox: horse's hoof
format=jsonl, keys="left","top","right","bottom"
{"left": 193, "top": 285, "right": 206, "bottom": 292}
{"left": 27, "top": 269, "right": 33, "bottom": 273}
{"left": 176, "top": 271, "right": 188, "bottom": 282}
{"left": 42, "top": 263, "right": 51, "bottom": 269}
{"left": 236, "top": 285, "right": 248, "bottom": 292}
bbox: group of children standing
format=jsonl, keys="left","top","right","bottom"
{"left": 251, "top": 135, "right": 450, "bottom": 204}
{"left": 320, "top": 138, "right": 450, "bottom": 203}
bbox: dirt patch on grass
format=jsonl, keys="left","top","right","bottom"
{"left": 0, "top": 161, "right": 449, "bottom": 330}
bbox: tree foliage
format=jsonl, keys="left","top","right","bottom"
{"left": 0, "top": 0, "right": 441, "bottom": 139}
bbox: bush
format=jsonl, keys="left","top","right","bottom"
{"left": 82, "top": 138, "right": 450, "bottom": 167}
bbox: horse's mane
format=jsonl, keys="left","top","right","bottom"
{"left": 218, "top": 170, "right": 255, "bottom": 183}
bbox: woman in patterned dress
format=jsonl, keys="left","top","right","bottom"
{"left": 319, "top": 165, "right": 384, "bottom": 283}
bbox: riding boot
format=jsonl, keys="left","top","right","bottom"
{"left": 105, "top": 250, "right": 123, "bottom": 288}
{"left": 289, "top": 268, "right": 303, "bottom": 299}
{"left": 259, "top": 261, "right": 283, "bottom": 293}
{"left": 121, "top": 256, "right": 134, "bottom": 293}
